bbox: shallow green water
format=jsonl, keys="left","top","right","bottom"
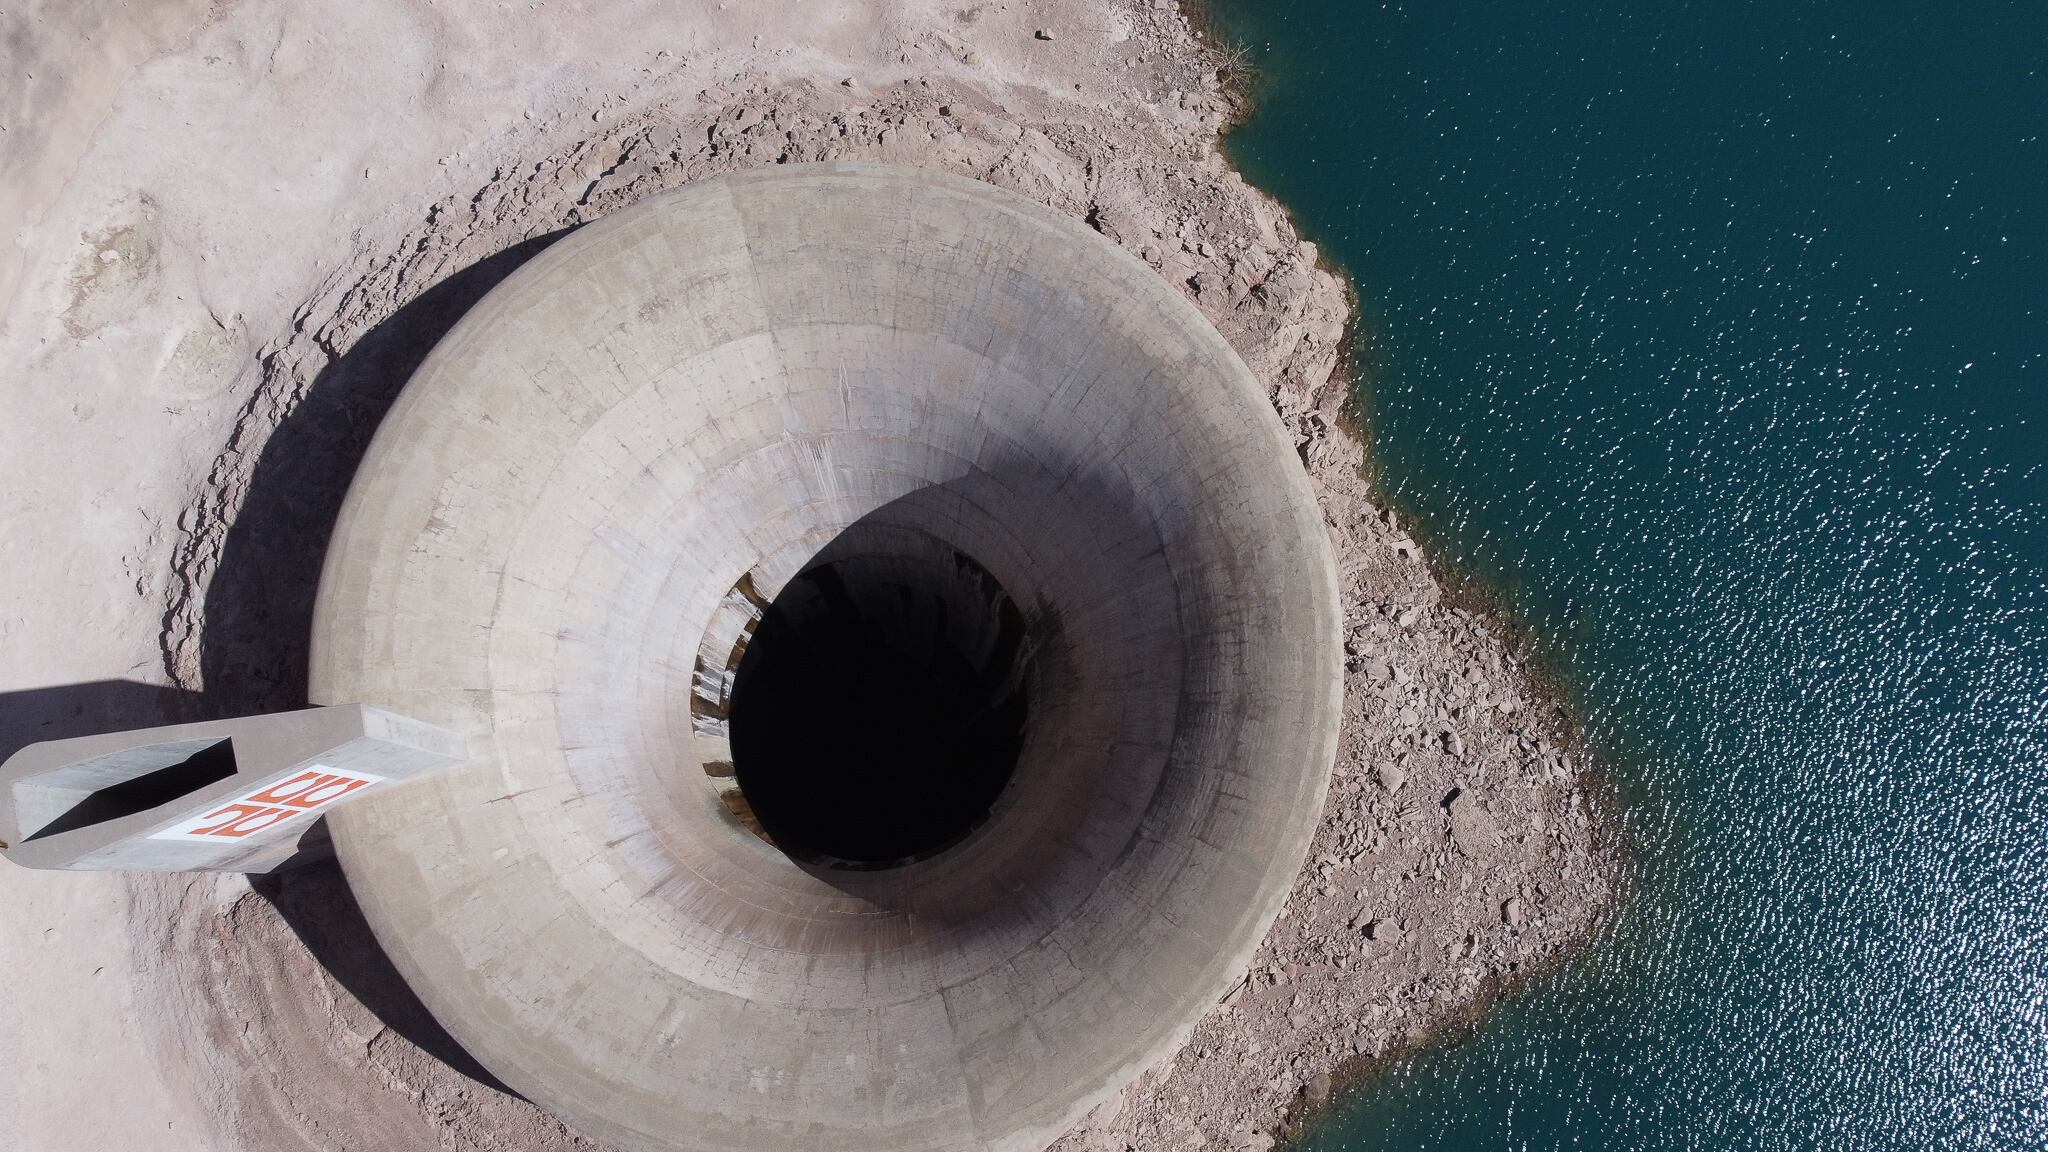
{"left": 1203, "top": 1, "right": 2046, "bottom": 1147}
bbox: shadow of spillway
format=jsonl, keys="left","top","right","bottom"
{"left": 196, "top": 228, "right": 574, "bottom": 718}
{"left": 248, "top": 859, "right": 516, "bottom": 1095}
{"left": 193, "top": 230, "right": 574, "bottom": 1095}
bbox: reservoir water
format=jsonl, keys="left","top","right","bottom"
{"left": 1204, "top": 1, "right": 2047, "bottom": 1147}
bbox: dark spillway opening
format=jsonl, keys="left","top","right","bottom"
{"left": 728, "top": 536, "right": 1031, "bottom": 869}
{"left": 24, "top": 737, "right": 239, "bottom": 842}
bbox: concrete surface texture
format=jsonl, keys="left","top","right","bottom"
{"left": 0, "top": 704, "right": 465, "bottom": 872}
{"left": 309, "top": 163, "right": 1343, "bottom": 1152}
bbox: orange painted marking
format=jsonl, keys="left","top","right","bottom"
{"left": 150, "top": 764, "right": 386, "bottom": 843}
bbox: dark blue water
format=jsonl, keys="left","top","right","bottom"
{"left": 1203, "top": 2, "right": 2047, "bottom": 1148}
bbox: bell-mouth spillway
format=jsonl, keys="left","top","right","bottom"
{"left": 307, "top": 162, "right": 1342, "bottom": 1152}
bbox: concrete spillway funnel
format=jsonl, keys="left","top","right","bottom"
{"left": 311, "top": 163, "right": 1341, "bottom": 1152}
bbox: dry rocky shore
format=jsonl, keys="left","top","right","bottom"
{"left": 2, "top": 1, "right": 1617, "bottom": 1148}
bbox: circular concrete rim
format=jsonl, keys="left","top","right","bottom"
{"left": 310, "top": 162, "right": 1341, "bottom": 1152}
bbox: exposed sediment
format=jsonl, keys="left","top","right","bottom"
{"left": 3, "top": 1, "right": 1616, "bottom": 1148}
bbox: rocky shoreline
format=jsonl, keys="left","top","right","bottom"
{"left": 1, "top": 1, "right": 1618, "bottom": 1147}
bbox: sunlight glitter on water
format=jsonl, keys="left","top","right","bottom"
{"left": 1206, "top": 0, "right": 2048, "bottom": 1146}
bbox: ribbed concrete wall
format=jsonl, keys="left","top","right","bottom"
{"left": 309, "top": 164, "right": 1341, "bottom": 1152}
